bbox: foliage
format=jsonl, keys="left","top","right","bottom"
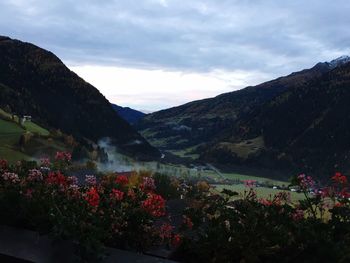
{"left": 173, "top": 173, "right": 350, "bottom": 263}
{"left": 0, "top": 152, "right": 174, "bottom": 262}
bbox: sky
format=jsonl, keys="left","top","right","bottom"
{"left": 1, "top": 0, "right": 350, "bottom": 112}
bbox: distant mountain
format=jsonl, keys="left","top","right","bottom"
{"left": 0, "top": 36, "right": 159, "bottom": 159}
{"left": 111, "top": 104, "right": 145, "bottom": 125}
{"left": 137, "top": 56, "right": 350, "bottom": 179}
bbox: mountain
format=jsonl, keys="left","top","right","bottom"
{"left": 0, "top": 36, "right": 159, "bottom": 159}
{"left": 111, "top": 104, "right": 145, "bottom": 125}
{"left": 137, "top": 57, "right": 350, "bottom": 179}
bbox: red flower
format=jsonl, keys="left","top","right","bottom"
{"left": 55, "top": 151, "right": 72, "bottom": 162}
{"left": 0, "top": 159, "right": 8, "bottom": 171}
{"left": 127, "top": 188, "right": 136, "bottom": 200}
{"left": 183, "top": 216, "right": 193, "bottom": 229}
{"left": 46, "top": 171, "right": 67, "bottom": 186}
{"left": 259, "top": 198, "right": 273, "bottom": 206}
{"left": 85, "top": 187, "right": 100, "bottom": 207}
{"left": 332, "top": 172, "right": 348, "bottom": 185}
{"left": 159, "top": 223, "right": 173, "bottom": 239}
{"left": 141, "top": 193, "right": 166, "bottom": 217}
{"left": 110, "top": 189, "right": 124, "bottom": 201}
{"left": 115, "top": 175, "right": 129, "bottom": 185}
{"left": 171, "top": 234, "right": 182, "bottom": 247}
{"left": 292, "top": 209, "right": 304, "bottom": 221}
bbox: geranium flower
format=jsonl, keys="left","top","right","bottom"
{"left": 298, "top": 174, "right": 315, "bottom": 190}
{"left": 85, "top": 175, "right": 97, "bottom": 186}
{"left": 183, "top": 216, "right": 193, "bottom": 229}
{"left": 292, "top": 209, "right": 304, "bottom": 221}
{"left": 55, "top": 151, "right": 72, "bottom": 162}
{"left": 46, "top": 171, "right": 67, "bottom": 186}
{"left": 243, "top": 180, "right": 256, "bottom": 188}
{"left": 171, "top": 234, "right": 182, "bottom": 247}
{"left": 142, "top": 193, "right": 166, "bottom": 217}
{"left": 1, "top": 172, "right": 20, "bottom": 183}
{"left": 85, "top": 187, "right": 100, "bottom": 207}
{"left": 27, "top": 169, "right": 43, "bottom": 182}
{"left": 159, "top": 223, "right": 173, "bottom": 239}
{"left": 0, "top": 159, "right": 8, "bottom": 171}
{"left": 140, "top": 177, "right": 156, "bottom": 192}
{"left": 332, "top": 172, "right": 348, "bottom": 185}
{"left": 115, "top": 175, "right": 129, "bottom": 185}
{"left": 110, "top": 189, "right": 124, "bottom": 201}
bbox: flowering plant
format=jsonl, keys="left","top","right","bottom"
{"left": 172, "top": 173, "right": 350, "bottom": 263}
{"left": 0, "top": 154, "right": 173, "bottom": 261}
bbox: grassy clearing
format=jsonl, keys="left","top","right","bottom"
{"left": 0, "top": 147, "right": 30, "bottom": 162}
{"left": 218, "top": 136, "right": 264, "bottom": 159}
{"left": 23, "top": 121, "right": 50, "bottom": 136}
{"left": 211, "top": 184, "right": 305, "bottom": 202}
{"left": 0, "top": 119, "right": 24, "bottom": 146}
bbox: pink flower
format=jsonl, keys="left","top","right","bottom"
{"left": 292, "top": 209, "right": 304, "bottom": 221}
{"left": 27, "top": 169, "right": 43, "bottom": 182}
{"left": 298, "top": 174, "right": 315, "bottom": 190}
{"left": 243, "top": 180, "right": 256, "bottom": 188}
{"left": 67, "top": 176, "right": 79, "bottom": 185}
{"left": 1, "top": 172, "right": 20, "bottom": 183}
{"left": 40, "top": 158, "right": 51, "bottom": 167}
{"left": 140, "top": 177, "right": 156, "bottom": 192}
{"left": 85, "top": 175, "right": 97, "bottom": 186}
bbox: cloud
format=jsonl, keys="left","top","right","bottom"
{"left": 1, "top": 0, "right": 349, "bottom": 109}
{"left": 69, "top": 65, "right": 271, "bottom": 111}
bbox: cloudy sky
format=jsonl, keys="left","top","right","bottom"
{"left": 1, "top": 0, "right": 349, "bottom": 111}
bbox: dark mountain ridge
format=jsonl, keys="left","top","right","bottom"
{"left": 138, "top": 56, "right": 350, "bottom": 180}
{"left": 111, "top": 104, "right": 145, "bottom": 125}
{"left": 0, "top": 36, "right": 159, "bottom": 159}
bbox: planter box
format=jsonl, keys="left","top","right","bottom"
{"left": 0, "top": 225, "right": 176, "bottom": 263}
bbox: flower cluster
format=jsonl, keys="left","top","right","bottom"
{"left": 142, "top": 193, "right": 166, "bottom": 217}
{"left": 297, "top": 174, "right": 315, "bottom": 189}
{"left": 84, "top": 187, "right": 100, "bottom": 207}
{"left": 0, "top": 156, "right": 172, "bottom": 261}
{"left": 1, "top": 172, "right": 20, "bottom": 183}
{"left": 27, "top": 169, "right": 43, "bottom": 182}
{"left": 115, "top": 174, "right": 129, "bottom": 185}
{"left": 110, "top": 189, "right": 124, "bottom": 201}
{"left": 140, "top": 177, "right": 156, "bottom": 192}
{"left": 332, "top": 172, "right": 348, "bottom": 185}
{"left": 243, "top": 179, "right": 256, "bottom": 188}
{"left": 85, "top": 175, "right": 97, "bottom": 186}
{"left": 55, "top": 151, "right": 72, "bottom": 162}
{"left": 46, "top": 171, "right": 67, "bottom": 187}
{"left": 0, "top": 159, "right": 8, "bottom": 171}
{"left": 40, "top": 158, "right": 51, "bottom": 167}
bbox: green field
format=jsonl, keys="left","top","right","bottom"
{"left": 23, "top": 121, "right": 50, "bottom": 136}
{"left": 0, "top": 108, "right": 60, "bottom": 163}
{"left": 211, "top": 184, "right": 305, "bottom": 202}
{"left": 0, "top": 119, "right": 24, "bottom": 146}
